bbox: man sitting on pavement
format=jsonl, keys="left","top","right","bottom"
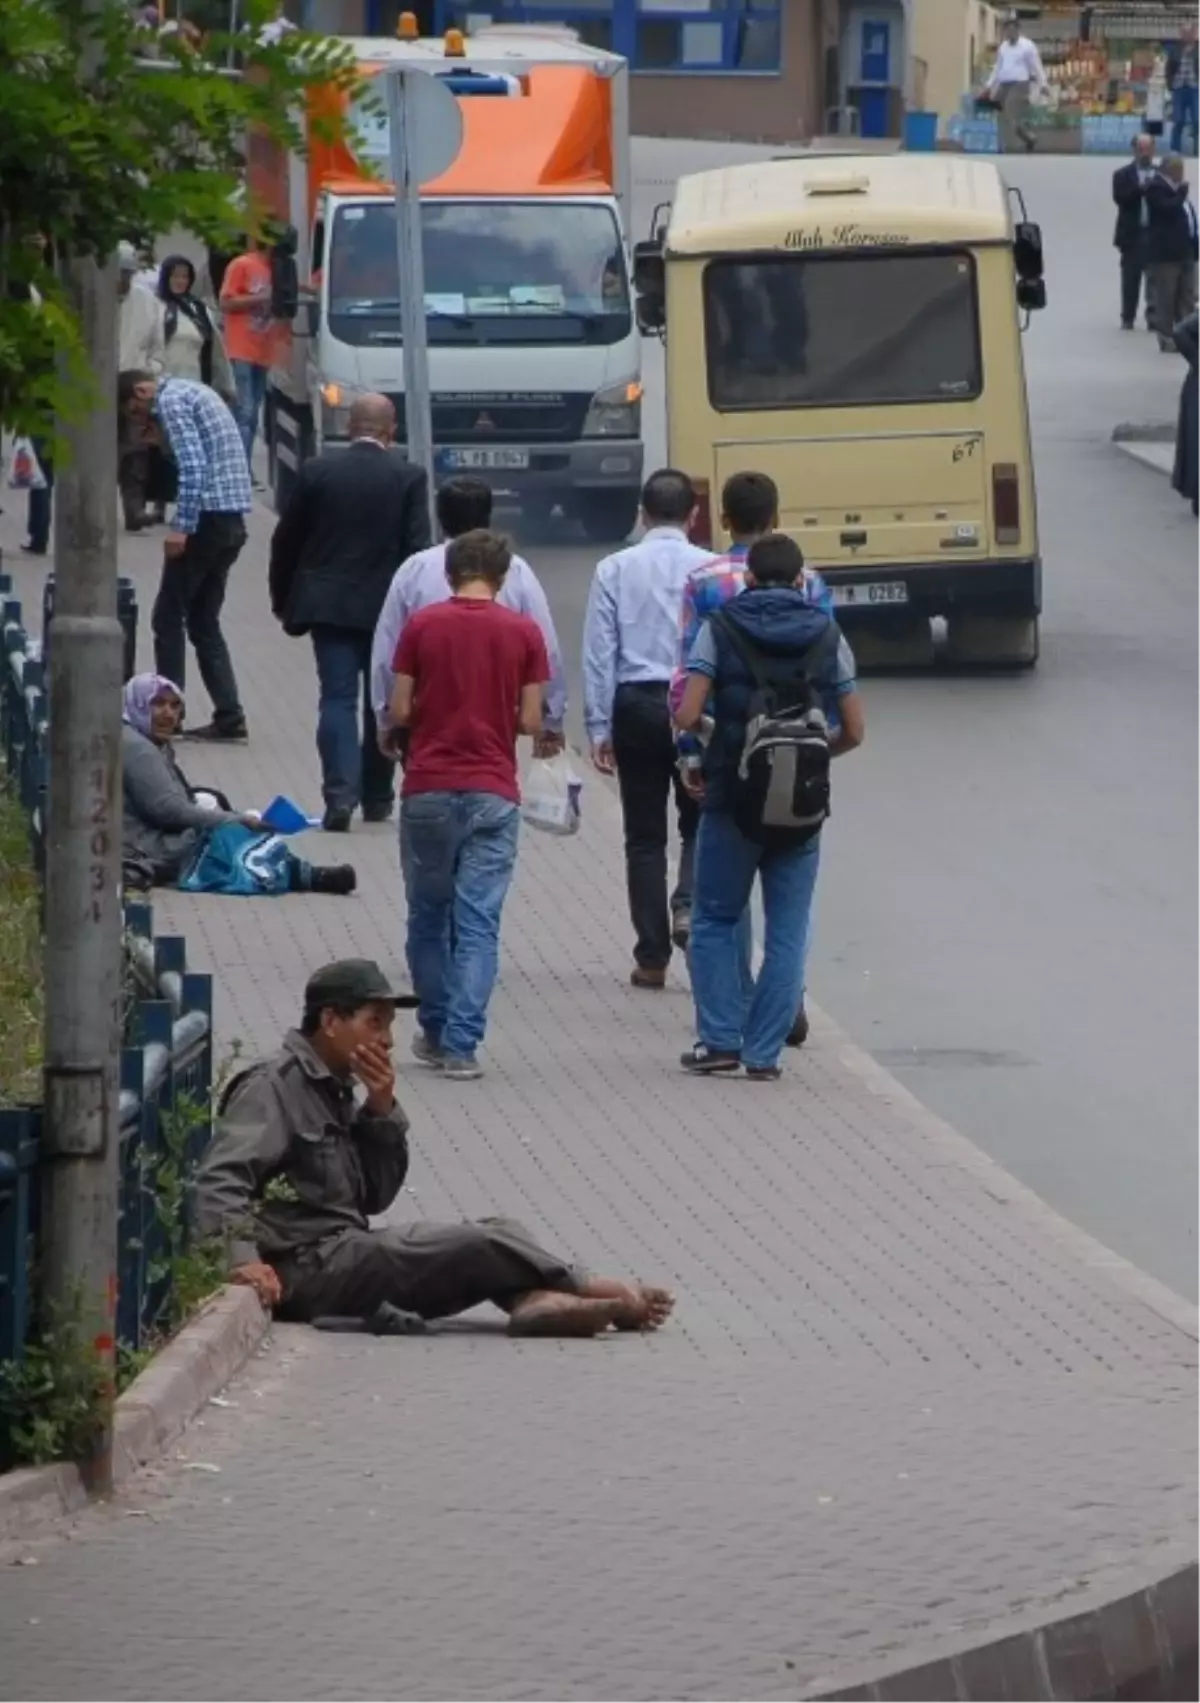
{"left": 370, "top": 475, "right": 567, "bottom": 763}
{"left": 194, "top": 958, "right": 674, "bottom": 1336}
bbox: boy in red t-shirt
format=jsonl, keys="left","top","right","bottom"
{"left": 391, "top": 529, "right": 549, "bottom": 1079}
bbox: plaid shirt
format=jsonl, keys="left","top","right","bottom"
{"left": 669, "top": 546, "right": 833, "bottom": 753}
{"left": 153, "top": 376, "right": 252, "bottom": 534}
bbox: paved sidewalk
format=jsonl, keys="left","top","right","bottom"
{"left": 1, "top": 495, "right": 1196, "bottom": 1698}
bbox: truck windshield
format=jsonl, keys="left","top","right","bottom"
{"left": 704, "top": 251, "right": 981, "bottom": 411}
{"left": 327, "top": 201, "right": 632, "bottom": 347}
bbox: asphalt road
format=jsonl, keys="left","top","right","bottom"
{"left": 516, "top": 143, "right": 1199, "bottom": 1300}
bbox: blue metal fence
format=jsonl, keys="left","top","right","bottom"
{"left": 0, "top": 583, "right": 215, "bottom": 1369}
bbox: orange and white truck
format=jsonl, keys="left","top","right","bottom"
{"left": 249, "top": 25, "right": 642, "bottom": 539}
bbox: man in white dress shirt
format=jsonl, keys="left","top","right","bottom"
{"left": 987, "top": 16, "right": 1048, "bottom": 154}
{"left": 582, "top": 469, "right": 714, "bottom": 987}
{"left": 370, "top": 477, "right": 567, "bottom": 760}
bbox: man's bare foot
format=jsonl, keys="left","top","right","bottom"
{"left": 508, "top": 1291, "right": 624, "bottom": 1338}
{"left": 582, "top": 1277, "right": 675, "bottom": 1331}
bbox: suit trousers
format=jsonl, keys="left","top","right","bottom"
{"left": 1147, "top": 259, "right": 1197, "bottom": 349}
{"left": 612, "top": 681, "right": 698, "bottom": 970}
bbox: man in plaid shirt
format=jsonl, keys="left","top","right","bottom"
{"left": 120, "top": 371, "right": 253, "bottom": 742}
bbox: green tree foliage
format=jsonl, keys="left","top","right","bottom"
{"left": 0, "top": 0, "right": 359, "bottom": 433}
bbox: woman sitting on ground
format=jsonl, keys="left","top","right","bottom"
{"left": 121, "top": 673, "right": 356, "bottom": 897}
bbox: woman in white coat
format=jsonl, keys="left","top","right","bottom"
{"left": 156, "top": 254, "right": 234, "bottom": 403}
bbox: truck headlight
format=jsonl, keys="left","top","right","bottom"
{"left": 319, "top": 380, "right": 365, "bottom": 440}
{"left": 582, "top": 379, "right": 642, "bottom": 438}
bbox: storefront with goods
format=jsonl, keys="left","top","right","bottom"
{"left": 947, "top": 1, "right": 1196, "bottom": 154}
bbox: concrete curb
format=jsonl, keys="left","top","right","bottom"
{"left": 1111, "top": 420, "right": 1177, "bottom": 443}
{"left": 0, "top": 1286, "right": 268, "bottom": 1543}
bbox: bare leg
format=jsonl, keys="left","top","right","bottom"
{"left": 507, "top": 1291, "right": 625, "bottom": 1337}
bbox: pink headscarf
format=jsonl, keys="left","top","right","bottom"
{"left": 122, "top": 672, "right": 183, "bottom": 739}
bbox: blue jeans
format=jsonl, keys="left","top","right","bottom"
{"left": 230, "top": 359, "right": 267, "bottom": 466}
{"left": 310, "top": 626, "right": 394, "bottom": 815}
{"left": 400, "top": 791, "right": 520, "bottom": 1061}
{"left": 689, "top": 810, "right": 821, "bottom": 1071}
{"left": 1171, "top": 84, "right": 1198, "bottom": 153}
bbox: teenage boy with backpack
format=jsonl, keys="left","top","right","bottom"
{"left": 674, "top": 533, "right": 864, "bottom": 1080}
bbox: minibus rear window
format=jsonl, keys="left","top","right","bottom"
{"left": 704, "top": 250, "right": 981, "bottom": 411}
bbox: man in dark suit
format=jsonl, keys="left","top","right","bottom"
{"left": 1112, "top": 132, "right": 1157, "bottom": 330}
{"left": 1146, "top": 154, "right": 1199, "bottom": 352}
{"left": 270, "top": 393, "right": 431, "bottom": 830}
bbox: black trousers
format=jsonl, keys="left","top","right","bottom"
{"left": 151, "top": 512, "right": 247, "bottom": 730}
{"left": 275, "top": 1218, "right": 584, "bottom": 1323}
{"left": 611, "top": 680, "right": 698, "bottom": 969}
{"left": 26, "top": 436, "right": 53, "bottom": 553}
{"left": 1119, "top": 244, "right": 1149, "bottom": 327}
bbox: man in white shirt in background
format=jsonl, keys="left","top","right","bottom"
{"left": 987, "top": 14, "right": 1048, "bottom": 154}
{"left": 370, "top": 475, "right": 567, "bottom": 760}
{"left": 582, "top": 469, "right": 714, "bottom": 989}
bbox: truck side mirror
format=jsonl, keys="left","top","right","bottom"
{"left": 1013, "top": 220, "right": 1044, "bottom": 283}
{"left": 633, "top": 239, "right": 665, "bottom": 335}
{"left": 1017, "top": 277, "right": 1047, "bottom": 312}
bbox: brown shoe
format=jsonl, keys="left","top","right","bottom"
{"left": 630, "top": 965, "right": 667, "bottom": 990}
{"left": 508, "top": 1292, "right": 624, "bottom": 1337}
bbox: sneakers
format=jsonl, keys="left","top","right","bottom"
{"left": 411, "top": 1032, "right": 444, "bottom": 1067}
{"left": 744, "top": 1064, "right": 783, "bottom": 1082}
{"left": 322, "top": 806, "right": 353, "bottom": 833}
{"left": 309, "top": 864, "right": 356, "bottom": 895}
{"left": 178, "top": 721, "right": 248, "bottom": 744}
{"left": 362, "top": 802, "right": 394, "bottom": 825}
{"left": 442, "top": 1054, "right": 483, "bottom": 1081}
{"left": 680, "top": 1042, "right": 740, "bottom": 1075}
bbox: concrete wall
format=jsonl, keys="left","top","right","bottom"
{"left": 629, "top": 0, "right": 827, "bottom": 145}
{"left": 909, "top": 0, "right": 1000, "bottom": 129}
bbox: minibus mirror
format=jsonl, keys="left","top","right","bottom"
{"left": 1017, "top": 276, "right": 1047, "bottom": 313}
{"left": 292, "top": 295, "right": 319, "bottom": 338}
{"left": 1013, "top": 220, "right": 1044, "bottom": 283}
{"left": 633, "top": 239, "right": 666, "bottom": 334}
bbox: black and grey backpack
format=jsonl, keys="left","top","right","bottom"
{"left": 712, "top": 612, "right": 837, "bottom": 846}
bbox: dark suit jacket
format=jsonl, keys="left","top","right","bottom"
{"left": 269, "top": 441, "right": 431, "bottom": 636}
{"left": 1112, "top": 160, "right": 1151, "bottom": 251}
{"left": 1145, "top": 176, "right": 1199, "bottom": 265}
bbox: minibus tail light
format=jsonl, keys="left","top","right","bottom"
{"left": 691, "top": 478, "right": 712, "bottom": 548}
{"left": 992, "top": 463, "right": 1020, "bottom": 545}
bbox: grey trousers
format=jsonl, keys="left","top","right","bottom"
{"left": 1147, "top": 259, "right": 1197, "bottom": 349}
{"left": 276, "top": 1217, "right": 585, "bottom": 1322}
{"left": 998, "top": 80, "right": 1033, "bottom": 152}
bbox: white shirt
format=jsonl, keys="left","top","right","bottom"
{"left": 582, "top": 526, "right": 715, "bottom": 745}
{"left": 991, "top": 36, "right": 1046, "bottom": 88}
{"left": 370, "top": 542, "right": 567, "bottom": 730}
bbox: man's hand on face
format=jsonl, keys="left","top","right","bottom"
{"left": 351, "top": 1038, "right": 396, "bottom": 1115}
{"left": 164, "top": 531, "right": 188, "bottom": 559}
{"left": 231, "top": 1261, "right": 282, "bottom": 1309}
{"left": 590, "top": 738, "right": 616, "bottom": 776}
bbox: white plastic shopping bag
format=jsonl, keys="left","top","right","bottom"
{"left": 6, "top": 437, "right": 47, "bottom": 492}
{"left": 521, "top": 751, "right": 582, "bottom": 837}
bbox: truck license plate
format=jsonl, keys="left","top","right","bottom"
{"left": 832, "top": 581, "right": 909, "bottom": 608}
{"left": 440, "top": 448, "right": 530, "bottom": 471}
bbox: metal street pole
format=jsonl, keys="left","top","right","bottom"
{"left": 42, "top": 238, "right": 124, "bottom": 1493}
{"left": 386, "top": 68, "right": 436, "bottom": 536}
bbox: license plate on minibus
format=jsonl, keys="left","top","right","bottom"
{"left": 440, "top": 448, "right": 530, "bottom": 471}
{"left": 832, "top": 582, "right": 909, "bottom": 608}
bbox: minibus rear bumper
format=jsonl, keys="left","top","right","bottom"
{"left": 823, "top": 558, "right": 1041, "bottom": 621}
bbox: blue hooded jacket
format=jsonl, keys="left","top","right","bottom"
{"left": 694, "top": 586, "right": 854, "bottom": 815}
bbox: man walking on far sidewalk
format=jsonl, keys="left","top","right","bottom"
{"left": 269, "top": 393, "right": 430, "bottom": 832}
{"left": 390, "top": 530, "right": 550, "bottom": 1081}
{"left": 583, "top": 469, "right": 713, "bottom": 987}
{"left": 986, "top": 14, "right": 1047, "bottom": 154}
{"left": 120, "top": 370, "right": 252, "bottom": 744}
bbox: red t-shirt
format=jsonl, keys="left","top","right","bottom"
{"left": 393, "top": 598, "right": 549, "bottom": 802}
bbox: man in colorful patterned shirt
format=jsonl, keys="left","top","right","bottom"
{"left": 670, "top": 470, "right": 835, "bottom": 1047}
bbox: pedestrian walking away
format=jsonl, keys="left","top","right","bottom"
{"left": 119, "top": 370, "right": 253, "bottom": 743}
{"left": 1112, "top": 133, "right": 1158, "bottom": 330}
{"left": 1145, "top": 154, "right": 1198, "bottom": 350}
{"left": 1167, "top": 21, "right": 1198, "bottom": 156}
{"left": 675, "top": 534, "right": 864, "bottom": 1080}
{"left": 582, "top": 468, "right": 714, "bottom": 984}
{"left": 986, "top": 16, "right": 1048, "bottom": 154}
{"left": 370, "top": 475, "right": 567, "bottom": 762}
{"left": 193, "top": 959, "right": 675, "bottom": 1336}
{"left": 269, "top": 392, "right": 430, "bottom": 831}
{"left": 117, "top": 240, "right": 169, "bottom": 530}
{"left": 671, "top": 470, "right": 832, "bottom": 1047}
{"left": 391, "top": 530, "right": 550, "bottom": 1080}
{"left": 219, "top": 236, "right": 277, "bottom": 472}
